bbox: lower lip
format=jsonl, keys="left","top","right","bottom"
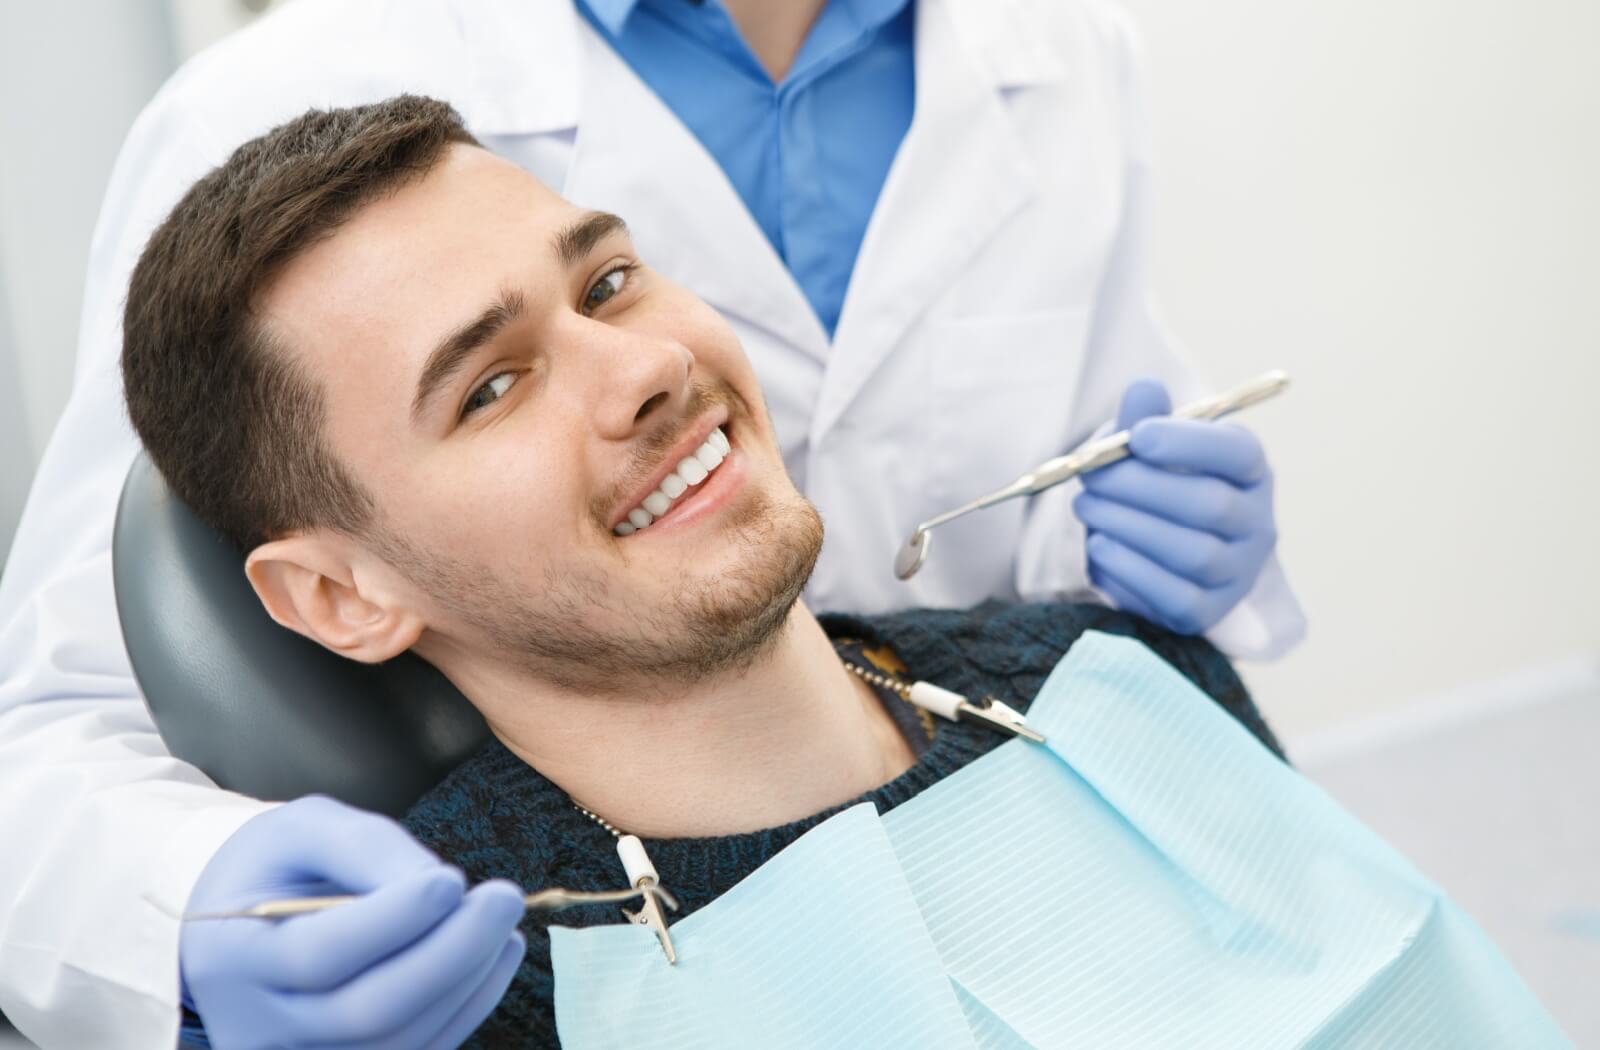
{"left": 627, "top": 447, "right": 748, "bottom": 537}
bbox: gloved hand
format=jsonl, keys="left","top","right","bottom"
{"left": 1074, "top": 378, "right": 1278, "bottom": 636}
{"left": 180, "top": 795, "right": 526, "bottom": 1050}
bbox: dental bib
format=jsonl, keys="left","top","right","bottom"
{"left": 550, "top": 632, "right": 1568, "bottom": 1048}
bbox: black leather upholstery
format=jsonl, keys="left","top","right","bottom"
{"left": 112, "top": 452, "right": 490, "bottom": 818}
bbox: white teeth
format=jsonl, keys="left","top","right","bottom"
{"left": 612, "top": 425, "right": 735, "bottom": 536}
{"left": 676, "top": 456, "right": 709, "bottom": 485}
{"left": 694, "top": 440, "right": 725, "bottom": 471}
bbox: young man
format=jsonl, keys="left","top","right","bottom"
{"left": 3, "top": 3, "right": 1305, "bottom": 1043}
{"left": 123, "top": 97, "right": 1284, "bottom": 1046}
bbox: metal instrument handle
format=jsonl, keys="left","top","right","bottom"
{"left": 1019, "top": 370, "right": 1289, "bottom": 494}
{"left": 182, "top": 883, "right": 678, "bottom": 921}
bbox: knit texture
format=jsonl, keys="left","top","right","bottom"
{"left": 402, "top": 601, "right": 1285, "bottom": 1047}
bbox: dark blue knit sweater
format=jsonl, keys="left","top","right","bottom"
{"left": 402, "top": 601, "right": 1285, "bottom": 1048}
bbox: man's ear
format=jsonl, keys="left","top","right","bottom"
{"left": 244, "top": 532, "right": 424, "bottom": 663}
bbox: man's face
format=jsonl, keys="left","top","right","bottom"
{"left": 257, "top": 144, "right": 822, "bottom": 693}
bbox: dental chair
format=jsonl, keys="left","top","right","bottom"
{"left": 112, "top": 452, "right": 491, "bottom": 818}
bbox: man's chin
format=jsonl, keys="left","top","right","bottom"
{"left": 641, "top": 486, "right": 824, "bottom": 683}
{"left": 440, "top": 486, "right": 825, "bottom": 695}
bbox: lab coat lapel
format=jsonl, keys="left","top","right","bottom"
{"left": 560, "top": 21, "right": 830, "bottom": 363}
{"left": 812, "top": 0, "right": 1054, "bottom": 441}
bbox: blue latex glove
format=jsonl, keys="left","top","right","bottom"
{"left": 180, "top": 795, "right": 526, "bottom": 1049}
{"left": 1074, "top": 378, "right": 1278, "bottom": 636}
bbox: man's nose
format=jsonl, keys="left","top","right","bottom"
{"left": 577, "top": 320, "right": 694, "bottom": 439}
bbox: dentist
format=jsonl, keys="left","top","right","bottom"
{"left": 0, "top": 0, "right": 1303, "bottom": 1045}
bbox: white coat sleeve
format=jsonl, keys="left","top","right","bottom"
{"left": 0, "top": 82, "right": 276, "bottom": 1048}
{"left": 1013, "top": 9, "right": 1307, "bottom": 662}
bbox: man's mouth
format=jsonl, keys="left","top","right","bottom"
{"left": 613, "top": 426, "right": 732, "bottom": 536}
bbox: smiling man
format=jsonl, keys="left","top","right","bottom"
{"left": 121, "top": 97, "right": 1287, "bottom": 1044}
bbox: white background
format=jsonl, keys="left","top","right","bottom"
{"left": 0, "top": 0, "right": 1596, "bottom": 741}
{"left": 1120, "top": 0, "right": 1600, "bottom": 738}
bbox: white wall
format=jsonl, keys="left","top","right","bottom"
{"left": 0, "top": 0, "right": 1595, "bottom": 734}
{"left": 0, "top": 0, "right": 177, "bottom": 571}
{"left": 0, "top": 260, "right": 31, "bottom": 573}
{"left": 1121, "top": 0, "right": 1600, "bottom": 738}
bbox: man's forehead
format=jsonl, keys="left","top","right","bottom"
{"left": 255, "top": 145, "right": 575, "bottom": 377}
{"left": 302, "top": 145, "right": 570, "bottom": 267}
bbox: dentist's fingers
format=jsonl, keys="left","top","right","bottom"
{"left": 258, "top": 866, "right": 466, "bottom": 991}
{"left": 417, "top": 933, "right": 526, "bottom": 1050}
{"left": 1085, "top": 534, "right": 1226, "bottom": 636}
{"left": 300, "top": 930, "right": 526, "bottom": 1050}
{"left": 282, "top": 880, "right": 527, "bottom": 1046}
{"left": 1115, "top": 378, "right": 1173, "bottom": 430}
{"left": 1075, "top": 494, "right": 1255, "bottom": 589}
{"left": 1080, "top": 458, "right": 1264, "bottom": 539}
{"left": 1128, "top": 419, "right": 1268, "bottom": 485}
{"left": 273, "top": 796, "right": 448, "bottom": 892}
{"left": 1087, "top": 554, "right": 1161, "bottom": 625}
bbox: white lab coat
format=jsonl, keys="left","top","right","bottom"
{"left": 0, "top": 0, "right": 1304, "bottom": 1044}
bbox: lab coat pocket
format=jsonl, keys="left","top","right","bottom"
{"left": 923, "top": 307, "right": 1092, "bottom": 507}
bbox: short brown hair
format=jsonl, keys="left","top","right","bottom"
{"left": 122, "top": 94, "right": 479, "bottom": 551}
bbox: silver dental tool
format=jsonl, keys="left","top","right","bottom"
{"left": 181, "top": 883, "right": 680, "bottom": 922}
{"left": 893, "top": 370, "right": 1291, "bottom": 581}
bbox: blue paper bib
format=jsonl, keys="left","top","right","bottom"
{"left": 551, "top": 632, "right": 1568, "bottom": 1048}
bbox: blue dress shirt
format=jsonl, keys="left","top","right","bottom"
{"left": 579, "top": 0, "right": 915, "bottom": 337}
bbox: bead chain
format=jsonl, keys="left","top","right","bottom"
{"left": 574, "top": 802, "right": 624, "bottom": 839}
{"left": 840, "top": 659, "right": 913, "bottom": 700}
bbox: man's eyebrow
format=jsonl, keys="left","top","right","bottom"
{"left": 556, "top": 211, "right": 627, "bottom": 267}
{"left": 408, "top": 213, "right": 626, "bottom": 426}
{"left": 410, "top": 289, "right": 527, "bottom": 425}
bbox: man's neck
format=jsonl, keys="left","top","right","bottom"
{"left": 465, "top": 604, "right": 917, "bottom": 839}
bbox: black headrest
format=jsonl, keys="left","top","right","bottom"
{"left": 112, "top": 452, "right": 490, "bottom": 818}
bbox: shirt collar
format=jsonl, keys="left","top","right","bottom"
{"left": 836, "top": 0, "right": 915, "bottom": 34}
{"left": 583, "top": 0, "right": 642, "bottom": 36}
{"left": 584, "top": 0, "right": 913, "bottom": 39}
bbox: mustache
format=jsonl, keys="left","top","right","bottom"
{"left": 589, "top": 379, "right": 749, "bottom": 526}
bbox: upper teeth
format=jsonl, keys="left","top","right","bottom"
{"left": 614, "top": 427, "right": 731, "bottom": 535}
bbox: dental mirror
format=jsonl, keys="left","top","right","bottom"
{"left": 893, "top": 370, "right": 1291, "bottom": 581}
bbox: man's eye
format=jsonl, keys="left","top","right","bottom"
{"left": 462, "top": 371, "right": 517, "bottom": 418}
{"left": 584, "top": 265, "right": 634, "bottom": 313}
